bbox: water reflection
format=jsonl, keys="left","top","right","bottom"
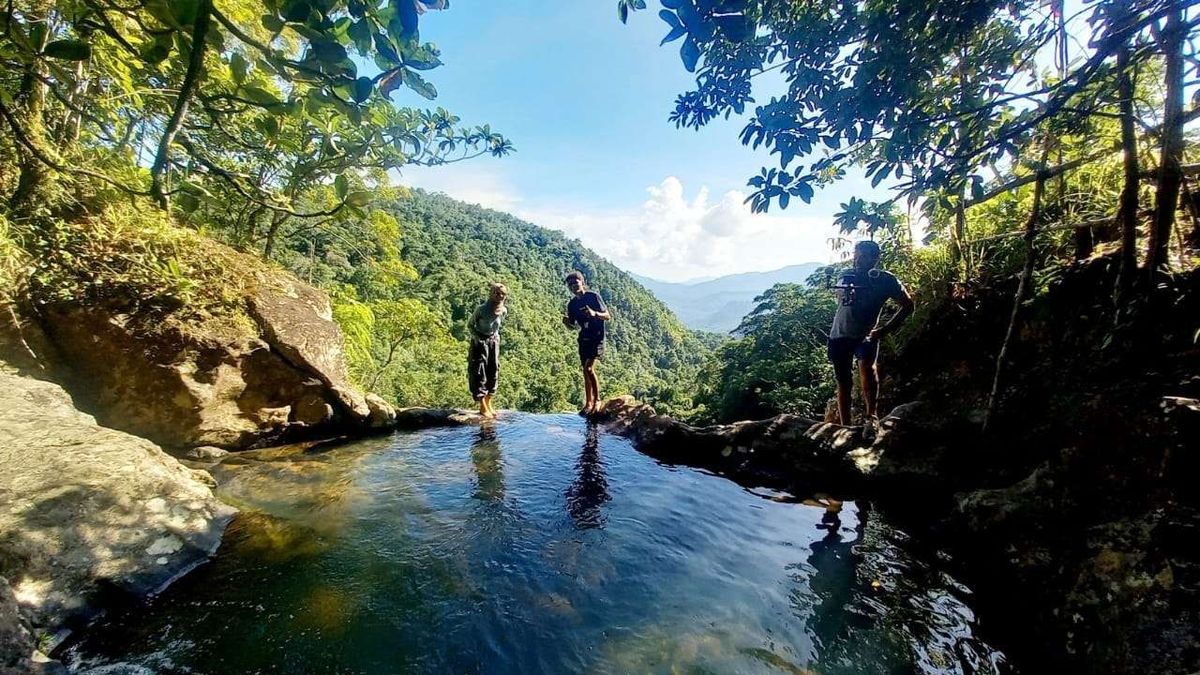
{"left": 796, "top": 499, "right": 1005, "bottom": 675}
{"left": 64, "top": 415, "right": 1006, "bottom": 675}
{"left": 470, "top": 424, "right": 505, "bottom": 502}
{"left": 804, "top": 499, "right": 887, "bottom": 674}
{"left": 566, "top": 423, "right": 610, "bottom": 530}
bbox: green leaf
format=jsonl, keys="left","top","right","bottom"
{"left": 283, "top": 0, "right": 312, "bottom": 23}
{"left": 403, "top": 70, "right": 437, "bottom": 100}
{"left": 661, "top": 24, "right": 686, "bottom": 45}
{"left": 255, "top": 115, "right": 281, "bottom": 138}
{"left": 680, "top": 38, "right": 700, "bottom": 72}
{"left": 345, "top": 191, "right": 372, "bottom": 207}
{"left": 177, "top": 192, "right": 201, "bottom": 213}
{"left": 172, "top": 0, "right": 200, "bottom": 26}
{"left": 374, "top": 33, "right": 401, "bottom": 64}
{"left": 242, "top": 86, "right": 282, "bottom": 106}
{"left": 403, "top": 45, "right": 443, "bottom": 71}
{"left": 261, "top": 14, "right": 285, "bottom": 33}
{"left": 230, "top": 52, "right": 249, "bottom": 84}
{"left": 352, "top": 76, "right": 373, "bottom": 103}
{"left": 146, "top": 0, "right": 183, "bottom": 28}
{"left": 348, "top": 19, "right": 373, "bottom": 54}
{"left": 335, "top": 174, "right": 350, "bottom": 199}
{"left": 43, "top": 40, "right": 91, "bottom": 61}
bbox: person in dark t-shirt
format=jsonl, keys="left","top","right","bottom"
{"left": 827, "top": 240, "right": 914, "bottom": 435}
{"left": 563, "top": 271, "right": 611, "bottom": 415}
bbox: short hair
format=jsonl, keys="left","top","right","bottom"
{"left": 489, "top": 282, "right": 508, "bottom": 296}
{"left": 854, "top": 240, "right": 881, "bottom": 259}
{"left": 565, "top": 271, "right": 585, "bottom": 285}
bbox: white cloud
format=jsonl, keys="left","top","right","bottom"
{"left": 396, "top": 164, "right": 523, "bottom": 213}
{"left": 519, "top": 177, "right": 842, "bottom": 282}
{"left": 397, "top": 168, "right": 842, "bottom": 282}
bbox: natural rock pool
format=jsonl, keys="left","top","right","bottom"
{"left": 64, "top": 414, "right": 1006, "bottom": 674}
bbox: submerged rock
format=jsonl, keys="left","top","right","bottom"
{"left": 184, "top": 446, "right": 230, "bottom": 461}
{"left": 0, "top": 368, "right": 235, "bottom": 644}
{"left": 392, "top": 406, "right": 483, "bottom": 429}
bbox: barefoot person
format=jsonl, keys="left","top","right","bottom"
{"left": 827, "top": 240, "right": 914, "bottom": 434}
{"left": 468, "top": 283, "right": 508, "bottom": 418}
{"left": 563, "top": 271, "right": 610, "bottom": 415}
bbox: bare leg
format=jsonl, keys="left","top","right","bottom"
{"left": 478, "top": 397, "right": 488, "bottom": 416}
{"left": 582, "top": 359, "right": 598, "bottom": 413}
{"left": 859, "top": 357, "right": 879, "bottom": 420}
{"left": 836, "top": 378, "right": 853, "bottom": 425}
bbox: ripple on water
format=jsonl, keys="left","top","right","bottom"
{"left": 63, "top": 413, "right": 1006, "bottom": 675}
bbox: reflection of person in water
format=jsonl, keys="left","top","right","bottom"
{"left": 565, "top": 423, "right": 610, "bottom": 529}
{"left": 805, "top": 499, "right": 873, "bottom": 669}
{"left": 469, "top": 425, "right": 505, "bottom": 502}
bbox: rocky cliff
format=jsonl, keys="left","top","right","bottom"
{"left": 7, "top": 230, "right": 395, "bottom": 453}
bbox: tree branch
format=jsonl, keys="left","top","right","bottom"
{"left": 0, "top": 96, "right": 151, "bottom": 197}
{"left": 150, "top": 0, "right": 212, "bottom": 208}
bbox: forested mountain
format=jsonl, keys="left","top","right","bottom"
{"left": 633, "top": 263, "right": 822, "bottom": 332}
{"left": 324, "top": 190, "right": 716, "bottom": 413}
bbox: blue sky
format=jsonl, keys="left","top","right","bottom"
{"left": 395, "top": 1, "right": 890, "bottom": 281}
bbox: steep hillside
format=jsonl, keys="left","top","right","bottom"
{"left": 634, "top": 263, "right": 823, "bottom": 333}
{"left": 377, "top": 190, "right": 714, "bottom": 413}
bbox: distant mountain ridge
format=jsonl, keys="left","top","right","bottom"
{"left": 632, "top": 263, "right": 824, "bottom": 333}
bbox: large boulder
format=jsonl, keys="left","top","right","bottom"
{"left": 246, "top": 277, "right": 369, "bottom": 423}
{"left": 0, "top": 368, "right": 236, "bottom": 636}
{"left": 29, "top": 263, "right": 383, "bottom": 451}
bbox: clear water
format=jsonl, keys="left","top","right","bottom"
{"left": 65, "top": 414, "right": 1006, "bottom": 674}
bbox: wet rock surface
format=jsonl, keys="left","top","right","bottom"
{"left": 593, "top": 395, "right": 954, "bottom": 491}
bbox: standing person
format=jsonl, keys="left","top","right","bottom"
{"left": 827, "top": 240, "right": 914, "bottom": 435}
{"left": 468, "top": 282, "right": 508, "bottom": 418}
{"left": 562, "top": 271, "right": 611, "bottom": 415}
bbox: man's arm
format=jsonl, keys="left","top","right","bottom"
{"left": 584, "top": 294, "right": 611, "bottom": 321}
{"left": 869, "top": 289, "right": 914, "bottom": 340}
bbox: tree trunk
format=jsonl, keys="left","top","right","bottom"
{"left": 9, "top": 3, "right": 53, "bottom": 216}
{"left": 1146, "top": 2, "right": 1185, "bottom": 279}
{"left": 1116, "top": 37, "right": 1140, "bottom": 294}
{"left": 1073, "top": 226, "right": 1094, "bottom": 260}
{"left": 149, "top": 0, "right": 213, "bottom": 209}
{"left": 951, "top": 48, "right": 970, "bottom": 273}
{"left": 263, "top": 211, "right": 288, "bottom": 259}
{"left": 63, "top": 56, "right": 91, "bottom": 145}
{"left": 1185, "top": 178, "right": 1200, "bottom": 248}
{"left": 983, "top": 166, "right": 1048, "bottom": 433}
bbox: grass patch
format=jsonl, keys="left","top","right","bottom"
{"left": 17, "top": 205, "right": 272, "bottom": 340}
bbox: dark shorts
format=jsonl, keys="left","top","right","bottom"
{"left": 578, "top": 338, "right": 605, "bottom": 365}
{"left": 827, "top": 336, "right": 879, "bottom": 373}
